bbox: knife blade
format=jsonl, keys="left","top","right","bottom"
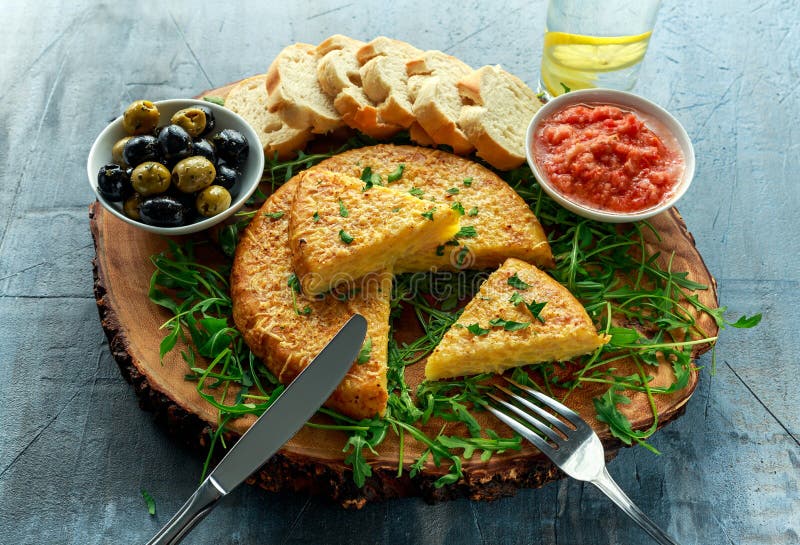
{"left": 145, "top": 313, "right": 368, "bottom": 545}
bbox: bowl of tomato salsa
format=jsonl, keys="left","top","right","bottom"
{"left": 526, "top": 89, "right": 695, "bottom": 223}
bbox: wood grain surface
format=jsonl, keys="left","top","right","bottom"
{"left": 0, "top": 1, "right": 797, "bottom": 544}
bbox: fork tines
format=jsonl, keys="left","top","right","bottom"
{"left": 486, "top": 377, "right": 587, "bottom": 455}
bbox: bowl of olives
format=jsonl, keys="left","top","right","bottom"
{"left": 87, "top": 98, "right": 264, "bottom": 235}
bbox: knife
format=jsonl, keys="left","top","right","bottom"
{"left": 145, "top": 314, "right": 368, "bottom": 545}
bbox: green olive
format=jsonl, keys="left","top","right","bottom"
{"left": 112, "top": 136, "right": 133, "bottom": 167}
{"left": 172, "top": 156, "right": 216, "bottom": 193}
{"left": 196, "top": 185, "right": 232, "bottom": 217}
{"left": 122, "top": 100, "right": 160, "bottom": 135}
{"left": 131, "top": 161, "right": 171, "bottom": 196}
{"left": 170, "top": 107, "right": 207, "bottom": 137}
{"left": 123, "top": 193, "right": 142, "bottom": 220}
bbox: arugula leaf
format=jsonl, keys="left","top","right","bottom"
{"left": 357, "top": 337, "right": 373, "bottom": 364}
{"left": 507, "top": 273, "right": 530, "bottom": 290}
{"left": 263, "top": 211, "right": 285, "bottom": 219}
{"left": 728, "top": 313, "right": 762, "bottom": 328}
{"left": 287, "top": 273, "right": 302, "bottom": 294}
{"left": 141, "top": 489, "right": 156, "bottom": 516}
{"left": 203, "top": 95, "right": 225, "bottom": 106}
{"left": 342, "top": 433, "right": 373, "bottom": 487}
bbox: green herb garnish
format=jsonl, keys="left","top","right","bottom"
{"left": 488, "top": 317, "right": 530, "bottom": 331}
{"left": 451, "top": 201, "right": 465, "bottom": 216}
{"left": 263, "top": 211, "right": 285, "bottom": 220}
{"left": 446, "top": 187, "right": 460, "bottom": 195}
{"left": 421, "top": 209, "right": 435, "bottom": 221}
{"left": 387, "top": 164, "right": 405, "bottom": 183}
{"left": 455, "top": 226, "right": 477, "bottom": 239}
{"left": 203, "top": 95, "right": 225, "bottom": 106}
{"left": 467, "top": 207, "right": 478, "bottom": 217}
{"left": 312, "top": 211, "right": 320, "bottom": 222}
{"left": 357, "top": 337, "right": 373, "bottom": 364}
{"left": 507, "top": 273, "right": 530, "bottom": 290}
{"left": 466, "top": 323, "right": 490, "bottom": 335}
{"left": 339, "top": 199, "right": 349, "bottom": 217}
{"left": 409, "top": 187, "right": 424, "bottom": 198}
{"left": 462, "top": 177, "right": 473, "bottom": 186}
{"left": 141, "top": 489, "right": 156, "bottom": 516}
{"left": 360, "top": 166, "right": 382, "bottom": 190}
{"left": 339, "top": 229, "right": 354, "bottom": 244}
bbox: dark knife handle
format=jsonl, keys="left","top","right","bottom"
{"left": 145, "top": 477, "right": 225, "bottom": 545}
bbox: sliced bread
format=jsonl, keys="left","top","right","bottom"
{"left": 224, "top": 75, "right": 312, "bottom": 160}
{"left": 266, "top": 43, "right": 343, "bottom": 134}
{"left": 316, "top": 36, "right": 403, "bottom": 139}
{"left": 425, "top": 258, "right": 609, "bottom": 380}
{"left": 358, "top": 37, "right": 424, "bottom": 129}
{"left": 457, "top": 65, "right": 544, "bottom": 170}
{"left": 405, "top": 51, "right": 474, "bottom": 154}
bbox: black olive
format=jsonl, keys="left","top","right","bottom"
{"left": 123, "top": 135, "right": 161, "bottom": 168}
{"left": 196, "top": 104, "right": 215, "bottom": 136}
{"left": 213, "top": 161, "right": 240, "bottom": 189}
{"left": 97, "top": 163, "right": 130, "bottom": 201}
{"left": 192, "top": 139, "right": 217, "bottom": 164}
{"left": 212, "top": 129, "right": 249, "bottom": 169}
{"left": 139, "top": 195, "right": 188, "bottom": 227}
{"left": 158, "top": 124, "right": 194, "bottom": 162}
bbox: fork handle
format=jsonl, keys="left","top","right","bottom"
{"left": 591, "top": 467, "right": 681, "bottom": 545}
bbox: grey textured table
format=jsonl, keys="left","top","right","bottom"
{"left": 0, "top": 1, "right": 797, "bottom": 544}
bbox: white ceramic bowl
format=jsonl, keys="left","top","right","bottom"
{"left": 525, "top": 89, "right": 695, "bottom": 223}
{"left": 87, "top": 98, "right": 264, "bottom": 235}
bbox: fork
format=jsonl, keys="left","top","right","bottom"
{"left": 486, "top": 377, "right": 681, "bottom": 545}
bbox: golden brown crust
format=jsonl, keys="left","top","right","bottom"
{"left": 231, "top": 180, "right": 390, "bottom": 420}
{"left": 313, "top": 145, "right": 554, "bottom": 270}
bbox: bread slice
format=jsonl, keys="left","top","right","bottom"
{"left": 425, "top": 258, "right": 609, "bottom": 380}
{"left": 266, "top": 43, "right": 343, "bottom": 134}
{"left": 457, "top": 65, "right": 544, "bottom": 170}
{"left": 358, "top": 37, "right": 424, "bottom": 128}
{"left": 314, "top": 145, "right": 554, "bottom": 271}
{"left": 316, "top": 36, "right": 403, "bottom": 139}
{"left": 405, "top": 51, "right": 474, "bottom": 154}
{"left": 289, "top": 169, "right": 461, "bottom": 295}
{"left": 224, "top": 75, "right": 312, "bottom": 160}
{"left": 231, "top": 179, "right": 391, "bottom": 420}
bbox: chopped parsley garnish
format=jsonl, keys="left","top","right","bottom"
{"left": 312, "top": 211, "right": 320, "bottom": 222}
{"left": 509, "top": 292, "right": 547, "bottom": 323}
{"left": 360, "top": 166, "right": 382, "bottom": 190}
{"left": 339, "top": 199, "right": 349, "bottom": 217}
{"left": 455, "top": 226, "right": 478, "bottom": 239}
{"left": 391, "top": 207, "right": 401, "bottom": 213}
{"left": 466, "top": 323, "right": 490, "bottom": 336}
{"left": 357, "top": 337, "right": 373, "bottom": 364}
{"left": 421, "top": 209, "right": 435, "bottom": 221}
{"left": 339, "top": 229, "right": 354, "bottom": 244}
{"left": 451, "top": 201, "right": 465, "bottom": 215}
{"left": 462, "top": 177, "right": 473, "bottom": 186}
{"left": 409, "top": 187, "right": 424, "bottom": 198}
{"left": 387, "top": 164, "right": 405, "bottom": 183}
{"left": 467, "top": 207, "right": 479, "bottom": 217}
{"left": 488, "top": 317, "right": 530, "bottom": 331}
{"left": 287, "top": 273, "right": 302, "bottom": 294}
{"left": 507, "top": 273, "right": 530, "bottom": 290}
{"left": 446, "top": 187, "right": 460, "bottom": 195}
{"left": 263, "top": 211, "right": 285, "bottom": 220}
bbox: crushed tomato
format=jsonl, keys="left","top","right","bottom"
{"left": 533, "top": 104, "right": 683, "bottom": 213}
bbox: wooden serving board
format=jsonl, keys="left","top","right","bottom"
{"left": 91, "top": 193, "right": 718, "bottom": 508}
{"left": 91, "top": 81, "right": 718, "bottom": 508}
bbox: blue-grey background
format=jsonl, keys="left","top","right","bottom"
{"left": 0, "top": 1, "right": 796, "bottom": 544}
